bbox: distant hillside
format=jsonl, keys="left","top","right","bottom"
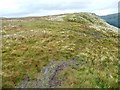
{"left": 101, "top": 13, "right": 119, "bottom": 28}
{"left": 2, "top": 12, "right": 119, "bottom": 88}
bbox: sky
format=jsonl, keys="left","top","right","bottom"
{"left": 0, "top": 0, "right": 119, "bottom": 17}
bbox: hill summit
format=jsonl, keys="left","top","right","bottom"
{"left": 2, "top": 12, "right": 119, "bottom": 88}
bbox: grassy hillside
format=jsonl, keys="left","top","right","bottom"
{"left": 2, "top": 12, "right": 119, "bottom": 88}
{"left": 101, "top": 13, "right": 119, "bottom": 28}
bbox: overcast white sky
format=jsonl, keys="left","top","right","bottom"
{"left": 0, "top": 0, "right": 119, "bottom": 17}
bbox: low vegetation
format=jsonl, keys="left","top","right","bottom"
{"left": 2, "top": 12, "right": 119, "bottom": 88}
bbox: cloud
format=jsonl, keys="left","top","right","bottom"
{"left": 0, "top": 0, "right": 119, "bottom": 17}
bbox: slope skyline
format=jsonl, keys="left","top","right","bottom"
{"left": 0, "top": 0, "right": 119, "bottom": 17}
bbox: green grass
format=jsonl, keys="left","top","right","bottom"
{"left": 2, "top": 13, "right": 119, "bottom": 88}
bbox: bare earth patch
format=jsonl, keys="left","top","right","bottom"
{"left": 16, "top": 58, "right": 80, "bottom": 88}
